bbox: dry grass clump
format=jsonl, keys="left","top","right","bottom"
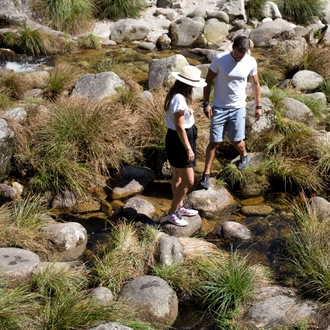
{"left": 276, "top": 44, "right": 330, "bottom": 81}
{"left": 43, "top": 64, "right": 85, "bottom": 100}
{"left": 12, "top": 95, "right": 140, "bottom": 196}
{"left": 0, "top": 198, "right": 55, "bottom": 259}
{"left": 0, "top": 72, "right": 33, "bottom": 100}
{"left": 286, "top": 195, "right": 330, "bottom": 303}
{"left": 90, "top": 221, "right": 158, "bottom": 294}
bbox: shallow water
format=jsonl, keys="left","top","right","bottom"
{"left": 18, "top": 43, "right": 291, "bottom": 328}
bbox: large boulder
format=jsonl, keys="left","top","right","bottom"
{"left": 72, "top": 72, "right": 125, "bottom": 101}
{"left": 157, "top": 232, "right": 184, "bottom": 266}
{"left": 148, "top": 54, "right": 189, "bottom": 89}
{"left": 204, "top": 18, "right": 228, "bottom": 45}
{"left": 168, "top": 16, "right": 205, "bottom": 47}
{"left": 39, "top": 222, "right": 87, "bottom": 261}
{"left": 120, "top": 275, "right": 178, "bottom": 327}
{"left": 280, "top": 98, "right": 316, "bottom": 128}
{"left": 218, "top": 0, "right": 246, "bottom": 22}
{"left": 291, "top": 70, "right": 324, "bottom": 92}
{"left": 184, "top": 178, "right": 236, "bottom": 220}
{"left": 249, "top": 18, "right": 296, "bottom": 47}
{"left": 110, "top": 165, "right": 155, "bottom": 200}
{"left": 110, "top": 19, "right": 151, "bottom": 43}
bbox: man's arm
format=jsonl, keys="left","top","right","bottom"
{"left": 250, "top": 73, "right": 262, "bottom": 121}
{"left": 203, "top": 69, "right": 217, "bottom": 118}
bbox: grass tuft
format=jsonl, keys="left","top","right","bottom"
{"left": 95, "top": 0, "right": 146, "bottom": 20}
{"left": 285, "top": 195, "right": 330, "bottom": 303}
{"left": 31, "top": 0, "right": 95, "bottom": 35}
{"left": 90, "top": 221, "right": 157, "bottom": 294}
{"left": 276, "top": 0, "right": 324, "bottom": 25}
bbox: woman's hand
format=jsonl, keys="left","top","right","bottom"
{"left": 186, "top": 148, "right": 194, "bottom": 162}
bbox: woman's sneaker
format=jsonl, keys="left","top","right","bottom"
{"left": 178, "top": 206, "right": 198, "bottom": 217}
{"left": 164, "top": 212, "right": 188, "bottom": 227}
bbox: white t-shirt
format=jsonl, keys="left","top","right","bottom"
{"left": 210, "top": 51, "right": 257, "bottom": 108}
{"left": 165, "top": 93, "right": 195, "bottom": 130}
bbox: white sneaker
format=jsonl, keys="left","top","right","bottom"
{"left": 178, "top": 206, "right": 198, "bottom": 217}
{"left": 164, "top": 212, "right": 188, "bottom": 227}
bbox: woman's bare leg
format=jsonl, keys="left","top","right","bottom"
{"left": 169, "top": 167, "right": 194, "bottom": 213}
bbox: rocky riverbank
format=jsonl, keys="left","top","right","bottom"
{"left": 1, "top": 0, "right": 330, "bottom": 329}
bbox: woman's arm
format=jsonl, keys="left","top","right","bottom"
{"left": 174, "top": 111, "right": 194, "bottom": 162}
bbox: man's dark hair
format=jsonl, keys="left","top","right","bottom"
{"left": 233, "top": 35, "right": 250, "bottom": 53}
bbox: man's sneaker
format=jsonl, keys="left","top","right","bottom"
{"left": 164, "top": 212, "right": 188, "bottom": 227}
{"left": 236, "top": 154, "right": 250, "bottom": 171}
{"left": 178, "top": 206, "right": 198, "bottom": 217}
{"left": 199, "top": 174, "right": 210, "bottom": 190}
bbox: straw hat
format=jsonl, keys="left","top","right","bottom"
{"left": 171, "top": 65, "right": 207, "bottom": 87}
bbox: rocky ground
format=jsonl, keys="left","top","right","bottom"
{"left": 91, "top": 0, "right": 219, "bottom": 41}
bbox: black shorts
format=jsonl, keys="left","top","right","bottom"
{"left": 165, "top": 124, "right": 197, "bottom": 168}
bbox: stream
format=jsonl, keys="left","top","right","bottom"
{"left": 4, "top": 43, "right": 296, "bottom": 329}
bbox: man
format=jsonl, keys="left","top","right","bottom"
{"left": 200, "top": 35, "right": 262, "bottom": 190}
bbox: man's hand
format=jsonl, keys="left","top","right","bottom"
{"left": 203, "top": 105, "right": 212, "bottom": 119}
{"left": 255, "top": 108, "right": 262, "bottom": 121}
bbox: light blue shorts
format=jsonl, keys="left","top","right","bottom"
{"left": 210, "top": 106, "right": 246, "bottom": 142}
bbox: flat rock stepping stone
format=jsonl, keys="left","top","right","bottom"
{"left": 0, "top": 247, "right": 40, "bottom": 280}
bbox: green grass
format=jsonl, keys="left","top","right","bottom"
{"left": 12, "top": 196, "right": 52, "bottom": 230}
{"left": 285, "top": 196, "right": 330, "bottom": 303}
{"left": 43, "top": 64, "right": 84, "bottom": 100}
{"left": 220, "top": 161, "right": 269, "bottom": 193}
{"left": 0, "top": 92, "right": 14, "bottom": 109}
{"left": 77, "top": 34, "right": 102, "bottom": 49}
{"left": 31, "top": 0, "right": 95, "bottom": 35}
{"left": 24, "top": 96, "right": 137, "bottom": 195}
{"left": 198, "top": 250, "right": 257, "bottom": 327}
{"left": 245, "top": 0, "right": 267, "bottom": 20}
{"left": 275, "top": 0, "right": 324, "bottom": 25}
{"left": 95, "top": 0, "right": 146, "bottom": 20}
{"left": 3, "top": 27, "right": 55, "bottom": 56}
{"left": 321, "top": 79, "right": 330, "bottom": 103}
{"left": 0, "top": 72, "right": 32, "bottom": 100}
{"left": 0, "top": 281, "right": 39, "bottom": 330}
{"left": 90, "top": 221, "right": 157, "bottom": 294}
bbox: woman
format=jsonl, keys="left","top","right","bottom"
{"left": 163, "top": 65, "right": 207, "bottom": 226}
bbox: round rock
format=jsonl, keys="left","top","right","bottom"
{"left": 120, "top": 275, "right": 178, "bottom": 326}
{"left": 0, "top": 247, "right": 40, "bottom": 281}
